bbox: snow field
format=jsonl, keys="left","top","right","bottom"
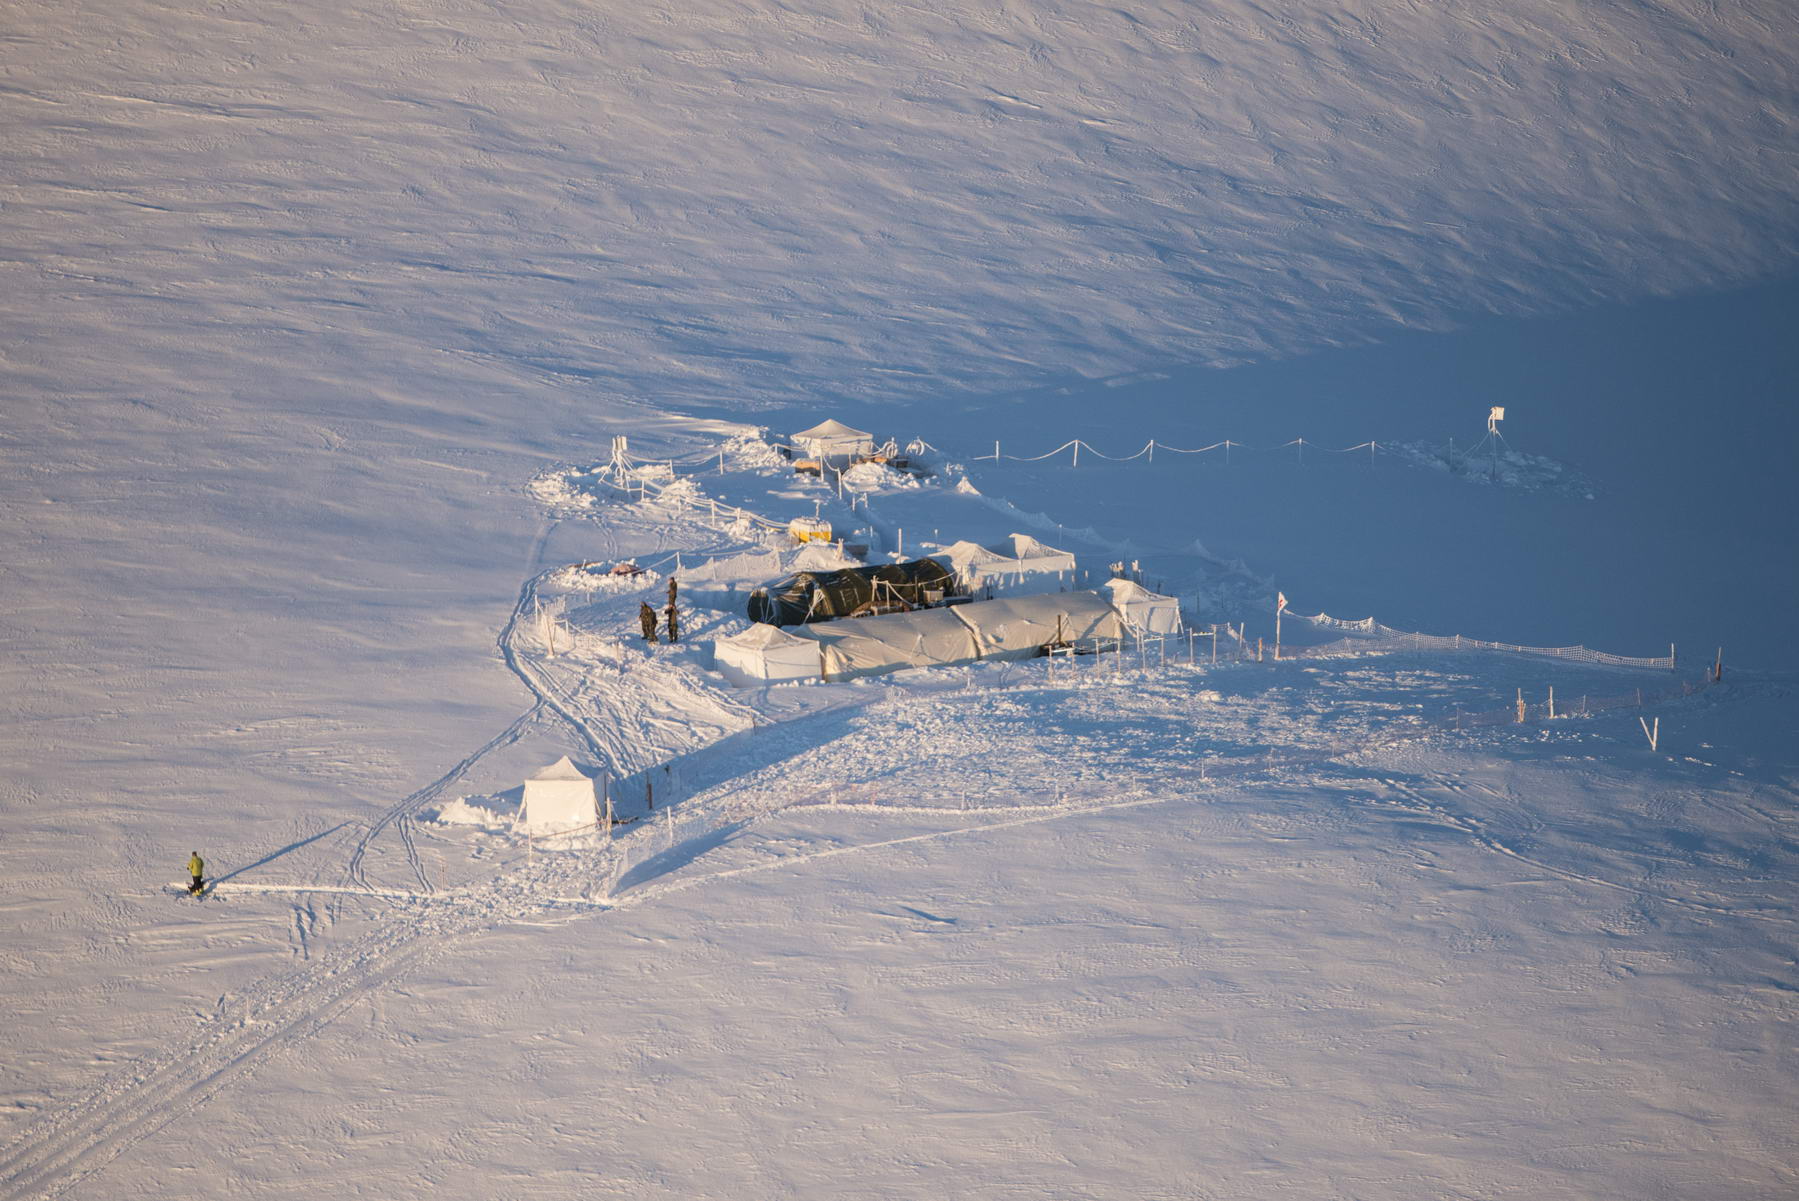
{"left": 57, "top": 673, "right": 1797, "bottom": 1200}
{"left": 4, "top": 0, "right": 1798, "bottom": 1193}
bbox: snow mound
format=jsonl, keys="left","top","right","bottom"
{"left": 432, "top": 796, "right": 513, "bottom": 830}
{"left": 527, "top": 468, "right": 602, "bottom": 512}
{"left": 840, "top": 461, "right": 918, "bottom": 493}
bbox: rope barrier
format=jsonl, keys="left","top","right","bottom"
{"left": 974, "top": 437, "right": 1382, "bottom": 462}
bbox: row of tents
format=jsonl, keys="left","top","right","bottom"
{"left": 714, "top": 579, "right": 1180, "bottom": 685}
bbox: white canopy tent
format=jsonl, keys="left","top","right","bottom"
{"left": 713, "top": 623, "right": 822, "bottom": 685}
{"left": 519, "top": 755, "right": 603, "bottom": 834}
{"left": 934, "top": 532, "right": 1078, "bottom": 598}
{"left": 790, "top": 607, "right": 980, "bottom": 682}
{"left": 1007, "top": 533, "right": 1078, "bottom": 573}
{"left": 1104, "top": 578, "right": 1183, "bottom": 634}
{"left": 791, "top": 419, "right": 875, "bottom": 462}
{"left": 953, "top": 591, "right": 1124, "bottom": 660}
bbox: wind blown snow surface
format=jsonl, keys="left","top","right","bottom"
{"left": 3, "top": 1, "right": 1798, "bottom": 1198}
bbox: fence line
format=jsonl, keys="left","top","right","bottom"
{"left": 1282, "top": 611, "right": 1675, "bottom": 670}
{"left": 1444, "top": 671, "right": 1716, "bottom": 730}
{"left": 975, "top": 436, "right": 1380, "bottom": 465}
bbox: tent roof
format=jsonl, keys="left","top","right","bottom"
{"left": 1104, "top": 578, "right": 1152, "bottom": 601}
{"left": 935, "top": 539, "right": 1013, "bottom": 567}
{"left": 1008, "top": 533, "right": 1075, "bottom": 562}
{"left": 952, "top": 590, "right": 1122, "bottom": 656}
{"left": 719, "top": 622, "right": 816, "bottom": 650}
{"left": 526, "top": 755, "right": 592, "bottom": 782}
{"left": 790, "top": 606, "right": 979, "bottom": 679}
{"left": 792, "top": 418, "right": 872, "bottom": 442}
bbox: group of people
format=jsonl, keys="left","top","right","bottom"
{"left": 640, "top": 578, "right": 680, "bottom": 644}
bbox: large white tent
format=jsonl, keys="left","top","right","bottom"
{"left": 519, "top": 756, "right": 603, "bottom": 834}
{"left": 1104, "top": 578, "right": 1183, "bottom": 634}
{"left": 791, "top": 607, "right": 980, "bottom": 682}
{"left": 772, "top": 590, "right": 1128, "bottom": 680}
{"left": 791, "top": 419, "right": 875, "bottom": 462}
{"left": 953, "top": 591, "right": 1124, "bottom": 660}
{"left": 713, "top": 623, "right": 821, "bottom": 685}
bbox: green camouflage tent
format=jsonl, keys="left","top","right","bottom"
{"left": 747, "top": 558, "right": 960, "bottom": 626}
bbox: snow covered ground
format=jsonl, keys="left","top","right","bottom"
{"left": 3, "top": 1, "right": 1798, "bottom": 1198}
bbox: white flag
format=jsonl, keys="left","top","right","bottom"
{"left": 1277, "top": 591, "right": 1288, "bottom": 612}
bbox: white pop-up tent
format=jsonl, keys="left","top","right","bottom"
{"left": 953, "top": 591, "right": 1124, "bottom": 660}
{"left": 1006, "top": 533, "right": 1077, "bottom": 574}
{"left": 1104, "top": 578, "right": 1183, "bottom": 634}
{"left": 935, "top": 533, "right": 1077, "bottom": 597}
{"left": 791, "top": 607, "right": 980, "bottom": 682}
{"left": 791, "top": 419, "right": 875, "bottom": 462}
{"left": 520, "top": 756, "right": 603, "bottom": 834}
{"left": 713, "top": 622, "right": 821, "bottom": 685}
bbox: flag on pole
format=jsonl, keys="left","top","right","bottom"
{"left": 1277, "top": 591, "right": 1288, "bottom": 612}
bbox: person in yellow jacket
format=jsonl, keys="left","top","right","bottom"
{"left": 187, "top": 851, "right": 205, "bottom": 895}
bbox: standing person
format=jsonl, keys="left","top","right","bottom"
{"left": 638, "top": 601, "right": 659, "bottom": 643}
{"left": 664, "top": 602, "right": 680, "bottom": 644}
{"left": 667, "top": 576, "right": 678, "bottom": 608}
{"left": 187, "top": 851, "right": 205, "bottom": 895}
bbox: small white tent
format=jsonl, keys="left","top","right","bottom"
{"left": 953, "top": 591, "right": 1123, "bottom": 660}
{"left": 1105, "top": 578, "right": 1182, "bottom": 634}
{"left": 520, "top": 756, "right": 602, "bottom": 834}
{"left": 791, "top": 419, "right": 875, "bottom": 462}
{"left": 713, "top": 623, "right": 821, "bottom": 685}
